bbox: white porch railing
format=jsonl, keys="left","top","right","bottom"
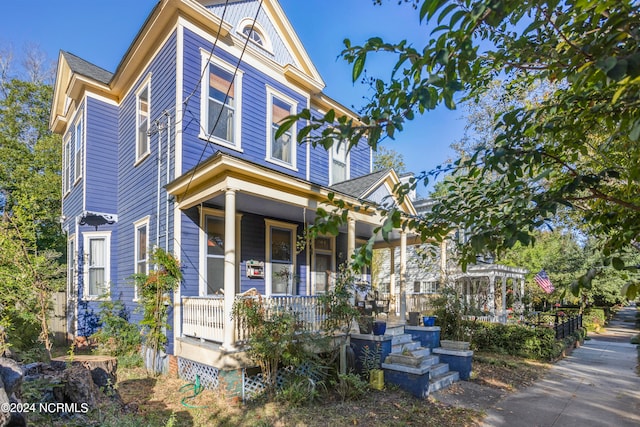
{"left": 182, "top": 296, "right": 225, "bottom": 342}
{"left": 182, "top": 295, "right": 327, "bottom": 344}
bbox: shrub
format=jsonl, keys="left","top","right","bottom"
{"left": 582, "top": 308, "right": 606, "bottom": 332}
{"left": 276, "top": 373, "right": 322, "bottom": 407}
{"left": 91, "top": 299, "right": 141, "bottom": 357}
{"left": 469, "top": 322, "right": 583, "bottom": 360}
{"left": 332, "top": 373, "right": 368, "bottom": 402}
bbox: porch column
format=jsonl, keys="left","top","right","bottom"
{"left": 222, "top": 188, "right": 237, "bottom": 350}
{"left": 501, "top": 276, "right": 507, "bottom": 324}
{"left": 347, "top": 216, "right": 356, "bottom": 259}
{"left": 488, "top": 275, "right": 496, "bottom": 318}
{"left": 389, "top": 247, "right": 396, "bottom": 313}
{"left": 399, "top": 231, "right": 407, "bottom": 323}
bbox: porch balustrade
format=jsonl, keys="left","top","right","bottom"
{"left": 182, "top": 295, "right": 327, "bottom": 344}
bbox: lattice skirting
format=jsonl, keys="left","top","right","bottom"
{"left": 177, "top": 357, "right": 221, "bottom": 390}
{"left": 177, "top": 358, "right": 320, "bottom": 401}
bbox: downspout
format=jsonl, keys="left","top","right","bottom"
{"left": 156, "top": 124, "right": 162, "bottom": 249}
{"left": 165, "top": 111, "right": 171, "bottom": 251}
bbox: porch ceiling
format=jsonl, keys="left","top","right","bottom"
{"left": 167, "top": 151, "right": 387, "bottom": 235}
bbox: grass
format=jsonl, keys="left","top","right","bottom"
{"left": 20, "top": 350, "right": 549, "bottom": 427}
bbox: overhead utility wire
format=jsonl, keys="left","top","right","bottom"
{"left": 181, "top": 0, "right": 264, "bottom": 200}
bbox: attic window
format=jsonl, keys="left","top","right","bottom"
{"left": 242, "top": 26, "right": 264, "bottom": 46}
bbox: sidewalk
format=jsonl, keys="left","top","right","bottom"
{"left": 482, "top": 303, "right": 640, "bottom": 427}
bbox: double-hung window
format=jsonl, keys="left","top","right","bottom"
{"left": 134, "top": 217, "right": 149, "bottom": 300}
{"left": 136, "top": 82, "right": 150, "bottom": 162}
{"left": 266, "top": 220, "right": 297, "bottom": 295}
{"left": 83, "top": 231, "right": 110, "bottom": 299}
{"left": 204, "top": 60, "right": 242, "bottom": 148}
{"left": 74, "top": 118, "right": 83, "bottom": 182}
{"left": 267, "top": 88, "right": 297, "bottom": 168}
{"left": 331, "top": 141, "right": 348, "bottom": 184}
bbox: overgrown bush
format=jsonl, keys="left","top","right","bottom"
{"left": 91, "top": 299, "right": 141, "bottom": 357}
{"left": 332, "top": 373, "right": 368, "bottom": 401}
{"left": 469, "top": 322, "right": 584, "bottom": 360}
{"left": 233, "top": 296, "right": 318, "bottom": 397}
{"left": 276, "top": 372, "right": 323, "bottom": 407}
{"left": 582, "top": 308, "right": 606, "bottom": 332}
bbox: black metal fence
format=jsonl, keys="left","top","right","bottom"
{"left": 553, "top": 314, "right": 583, "bottom": 340}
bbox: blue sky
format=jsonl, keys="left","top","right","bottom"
{"left": 0, "top": 0, "right": 462, "bottom": 182}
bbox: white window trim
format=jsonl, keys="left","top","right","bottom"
{"left": 198, "top": 207, "right": 242, "bottom": 296}
{"left": 134, "top": 76, "right": 152, "bottom": 165}
{"left": 63, "top": 135, "right": 71, "bottom": 196}
{"left": 82, "top": 231, "right": 111, "bottom": 300}
{"left": 73, "top": 115, "right": 83, "bottom": 185}
{"left": 67, "top": 234, "right": 76, "bottom": 299}
{"left": 329, "top": 140, "right": 350, "bottom": 185}
{"left": 199, "top": 51, "right": 243, "bottom": 152}
{"left": 236, "top": 18, "right": 273, "bottom": 53}
{"left": 311, "top": 235, "right": 335, "bottom": 295}
{"left": 133, "top": 216, "right": 150, "bottom": 301}
{"left": 265, "top": 219, "right": 297, "bottom": 296}
{"left": 265, "top": 85, "right": 298, "bottom": 171}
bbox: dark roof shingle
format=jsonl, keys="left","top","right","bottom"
{"left": 330, "top": 169, "right": 390, "bottom": 199}
{"left": 62, "top": 51, "right": 113, "bottom": 85}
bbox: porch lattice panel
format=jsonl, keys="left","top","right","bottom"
{"left": 243, "top": 363, "right": 320, "bottom": 401}
{"left": 177, "top": 357, "right": 220, "bottom": 390}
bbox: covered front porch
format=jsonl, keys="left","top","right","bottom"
{"left": 167, "top": 152, "right": 417, "bottom": 355}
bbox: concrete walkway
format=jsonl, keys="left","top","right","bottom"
{"left": 482, "top": 303, "right": 640, "bottom": 427}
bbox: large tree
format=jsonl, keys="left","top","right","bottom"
{"left": 279, "top": 0, "right": 640, "bottom": 299}
{"left": 0, "top": 48, "right": 64, "bottom": 359}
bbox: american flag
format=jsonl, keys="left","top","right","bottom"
{"left": 534, "top": 269, "right": 555, "bottom": 294}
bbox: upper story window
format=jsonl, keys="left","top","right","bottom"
{"left": 74, "top": 117, "right": 83, "bottom": 183}
{"left": 201, "top": 57, "right": 243, "bottom": 150}
{"left": 136, "top": 82, "right": 151, "bottom": 163}
{"left": 237, "top": 19, "right": 272, "bottom": 52}
{"left": 266, "top": 87, "right": 297, "bottom": 169}
{"left": 243, "top": 26, "right": 264, "bottom": 46}
{"left": 330, "top": 141, "right": 348, "bottom": 184}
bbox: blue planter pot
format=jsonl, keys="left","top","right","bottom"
{"left": 423, "top": 316, "right": 436, "bottom": 327}
{"left": 372, "top": 321, "right": 386, "bottom": 336}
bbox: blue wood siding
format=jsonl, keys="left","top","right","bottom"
{"left": 85, "top": 96, "right": 118, "bottom": 213}
{"left": 114, "top": 32, "right": 177, "bottom": 321}
{"left": 180, "top": 207, "right": 201, "bottom": 297}
{"left": 181, "top": 28, "right": 308, "bottom": 178}
{"left": 350, "top": 142, "right": 371, "bottom": 178}
{"left": 62, "top": 102, "right": 85, "bottom": 228}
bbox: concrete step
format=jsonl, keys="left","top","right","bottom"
{"left": 428, "top": 362, "right": 450, "bottom": 377}
{"left": 428, "top": 371, "right": 460, "bottom": 394}
{"left": 391, "top": 334, "right": 413, "bottom": 346}
{"left": 392, "top": 340, "right": 422, "bottom": 354}
{"left": 384, "top": 325, "right": 406, "bottom": 336}
{"left": 411, "top": 347, "right": 432, "bottom": 358}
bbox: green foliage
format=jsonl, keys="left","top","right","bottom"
{"left": 582, "top": 308, "right": 606, "bottom": 332}
{"left": 433, "top": 286, "right": 468, "bottom": 341}
{"left": 276, "top": 372, "right": 323, "bottom": 407}
{"left": 318, "top": 263, "right": 361, "bottom": 335}
{"left": 134, "top": 247, "right": 182, "bottom": 373}
{"left": 277, "top": 0, "right": 640, "bottom": 299}
{"left": 358, "top": 343, "right": 382, "bottom": 376}
{"left": 469, "top": 322, "right": 581, "bottom": 360}
{"left": 233, "top": 296, "right": 318, "bottom": 397}
{"left": 373, "top": 146, "right": 406, "bottom": 173}
{"left": 91, "top": 299, "right": 141, "bottom": 357}
{"left": 332, "top": 373, "right": 369, "bottom": 402}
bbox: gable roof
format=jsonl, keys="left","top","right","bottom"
{"left": 331, "top": 168, "right": 416, "bottom": 215}
{"left": 61, "top": 51, "right": 113, "bottom": 85}
{"left": 331, "top": 169, "right": 389, "bottom": 199}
